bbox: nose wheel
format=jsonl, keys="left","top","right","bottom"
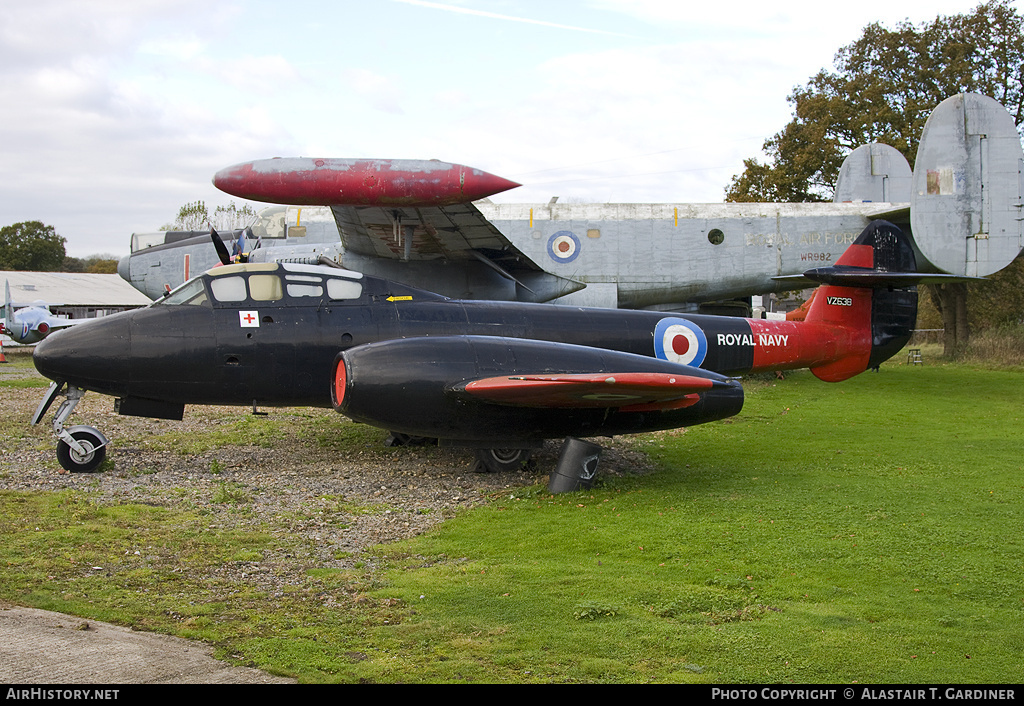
{"left": 32, "top": 382, "right": 110, "bottom": 473}
{"left": 56, "top": 427, "right": 107, "bottom": 473}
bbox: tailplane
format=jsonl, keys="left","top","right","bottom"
{"left": 832, "top": 95, "right": 1024, "bottom": 279}
{"left": 911, "top": 94, "right": 1024, "bottom": 277}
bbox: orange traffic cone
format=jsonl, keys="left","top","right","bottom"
{"left": 0, "top": 338, "right": 6, "bottom": 363}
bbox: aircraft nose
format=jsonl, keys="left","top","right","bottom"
{"left": 33, "top": 314, "right": 131, "bottom": 397}
{"left": 117, "top": 254, "right": 131, "bottom": 283}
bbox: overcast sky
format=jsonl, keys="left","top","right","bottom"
{"left": 0, "top": 0, "right": 1006, "bottom": 257}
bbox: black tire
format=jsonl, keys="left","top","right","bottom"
{"left": 56, "top": 429, "right": 106, "bottom": 473}
{"left": 473, "top": 447, "right": 532, "bottom": 473}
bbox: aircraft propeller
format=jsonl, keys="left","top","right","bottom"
{"left": 210, "top": 228, "right": 231, "bottom": 266}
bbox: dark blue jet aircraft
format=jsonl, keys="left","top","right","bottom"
{"left": 30, "top": 221, "right": 949, "bottom": 481}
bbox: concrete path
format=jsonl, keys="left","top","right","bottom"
{"left": 0, "top": 604, "right": 294, "bottom": 684}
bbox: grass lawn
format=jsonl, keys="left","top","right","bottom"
{"left": 352, "top": 362, "right": 1024, "bottom": 683}
{"left": 2, "top": 354, "right": 1022, "bottom": 683}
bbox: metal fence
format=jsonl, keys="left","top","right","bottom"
{"left": 909, "top": 329, "right": 944, "bottom": 345}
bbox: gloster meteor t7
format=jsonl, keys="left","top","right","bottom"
{"left": 31, "top": 218, "right": 950, "bottom": 480}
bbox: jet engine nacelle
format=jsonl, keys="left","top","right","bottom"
{"left": 332, "top": 335, "right": 743, "bottom": 444}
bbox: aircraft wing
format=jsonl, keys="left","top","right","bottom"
{"left": 331, "top": 202, "right": 545, "bottom": 270}
{"left": 214, "top": 157, "right": 547, "bottom": 273}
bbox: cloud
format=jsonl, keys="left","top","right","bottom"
{"left": 407, "top": 38, "right": 796, "bottom": 203}
{"left": 1, "top": 0, "right": 1008, "bottom": 256}
{"left": 342, "top": 68, "right": 406, "bottom": 115}
{"left": 393, "top": 0, "right": 634, "bottom": 37}
{"left": 200, "top": 54, "right": 303, "bottom": 92}
{"left": 0, "top": 1, "right": 300, "bottom": 255}
{"left": 138, "top": 36, "right": 206, "bottom": 62}
{"left": 590, "top": 0, "right": 991, "bottom": 31}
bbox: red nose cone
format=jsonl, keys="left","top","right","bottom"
{"left": 459, "top": 169, "right": 522, "bottom": 202}
{"left": 213, "top": 158, "right": 520, "bottom": 207}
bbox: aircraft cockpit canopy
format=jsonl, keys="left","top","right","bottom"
{"left": 154, "top": 262, "right": 365, "bottom": 307}
{"left": 159, "top": 278, "right": 209, "bottom": 306}
{"left": 248, "top": 206, "right": 287, "bottom": 240}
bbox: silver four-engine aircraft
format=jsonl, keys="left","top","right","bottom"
{"left": 117, "top": 94, "right": 1024, "bottom": 314}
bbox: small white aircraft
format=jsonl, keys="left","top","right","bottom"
{"left": 1, "top": 280, "right": 77, "bottom": 344}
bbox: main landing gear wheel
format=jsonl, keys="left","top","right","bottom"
{"left": 56, "top": 428, "right": 106, "bottom": 473}
{"left": 473, "top": 448, "right": 533, "bottom": 473}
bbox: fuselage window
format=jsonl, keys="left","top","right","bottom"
{"left": 249, "top": 274, "right": 283, "bottom": 301}
{"left": 287, "top": 283, "right": 324, "bottom": 298}
{"left": 158, "top": 279, "right": 209, "bottom": 306}
{"left": 210, "top": 276, "right": 248, "bottom": 302}
{"left": 327, "top": 278, "right": 363, "bottom": 300}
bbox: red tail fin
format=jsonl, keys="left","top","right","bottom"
{"left": 748, "top": 221, "right": 917, "bottom": 382}
{"left": 800, "top": 234, "right": 876, "bottom": 380}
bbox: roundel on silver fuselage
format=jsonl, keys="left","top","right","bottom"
{"left": 547, "top": 231, "right": 580, "bottom": 263}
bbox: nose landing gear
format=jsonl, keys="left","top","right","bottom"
{"left": 32, "top": 382, "right": 109, "bottom": 473}
{"left": 56, "top": 427, "right": 108, "bottom": 472}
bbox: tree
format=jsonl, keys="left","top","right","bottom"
{"left": 170, "top": 201, "right": 212, "bottom": 232}
{"left": 212, "top": 202, "right": 258, "bottom": 230}
{"left": 965, "top": 251, "right": 1024, "bottom": 329}
{"left": 727, "top": 1, "right": 1024, "bottom": 203}
{"left": 0, "top": 221, "right": 67, "bottom": 271}
{"left": 85, "top": 258, "right": 119, "bottom": 274}
{"left": 725, "top": 1, "right": 1024, "bottom": 355}
{"left": 62, "top": 255, "right": 119, "bottom": 274}
{"left": 163, "top": 200, "right": 258, "bottom": 232}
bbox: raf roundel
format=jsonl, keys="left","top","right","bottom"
{"left": 653, "top": 317, "right": 708, "bottom": 367}
{"left": 547, "top": 231, "right": 581, "bottom": 263}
